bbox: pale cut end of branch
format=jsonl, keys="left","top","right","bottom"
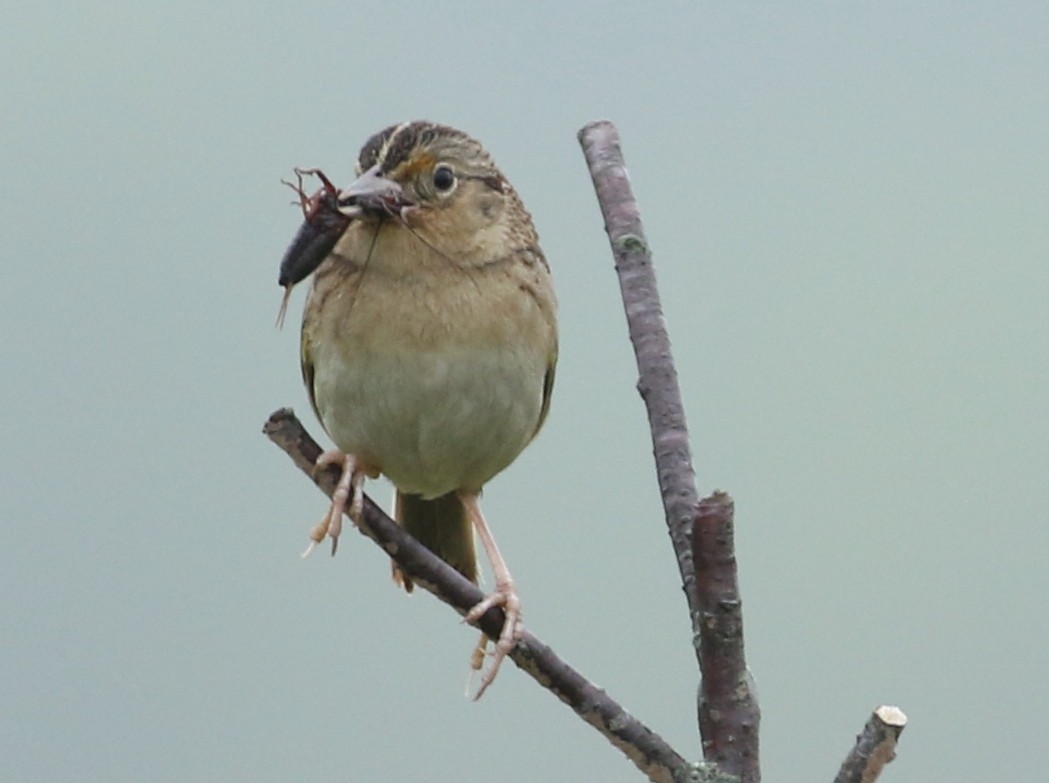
{"left": 833, "top": 705, "right": 908, "bottom": 783}
{"left": 873, "top": 705, "right": 907, "bottom": 727}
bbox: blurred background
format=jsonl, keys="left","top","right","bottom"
{"left": 3, "top": 2, "right": 1046, "bottom": 781}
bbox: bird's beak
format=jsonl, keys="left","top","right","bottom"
{"left": 337, "top": 164, "right": 409, "bottom": 217}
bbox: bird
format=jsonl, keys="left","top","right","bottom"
{"left": 277, "top": 121, "right": 558, "bottom": 697}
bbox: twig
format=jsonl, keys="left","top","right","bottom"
{"left": 263, "top": 408, "right": 689, "bottom": 783}
{"left": 833, "top": 706, "right": 907, "bottom": 783}
{"left": 692, "top": 493, "right": 760, "bottom": 782}
{"left": 576, "top": 121, "right": 702, "bottom": 628}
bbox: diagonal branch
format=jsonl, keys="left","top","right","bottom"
{"left": 263, "top": 408, "right": 689, "bottom": 783}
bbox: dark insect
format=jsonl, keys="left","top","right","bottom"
{"left": 276, "top": 168, "right": 352, "bottom": 326}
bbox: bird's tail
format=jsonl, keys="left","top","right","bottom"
{"left": 393, "top": 491, "right": 478, "bottom": 592}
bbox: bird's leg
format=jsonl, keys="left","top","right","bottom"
{"left": 460, "top": 492, "right": 521, "bottom": 699}
{"left": 302, "top": 450, "right": 370, "bottom": 557}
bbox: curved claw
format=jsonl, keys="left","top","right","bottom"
{"left": 464, "top": 584, "right": 522, "bottom": 700}
{"left": 301, "top": 450, "right": 370, "bottom": 557}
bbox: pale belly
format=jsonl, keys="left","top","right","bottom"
{"left": 310, "top": 323, "right": 548, "bottom": 498}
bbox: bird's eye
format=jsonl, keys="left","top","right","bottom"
{"left": 432, "top": 165, "right": 456, "bottom": 192}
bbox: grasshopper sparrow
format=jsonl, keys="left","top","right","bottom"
{"left": 278, "top": 121, "right": 557, "bottom": 696}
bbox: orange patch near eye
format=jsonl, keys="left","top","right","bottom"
{"left": 392, "top": 151, "right": 436, "bottom": 180}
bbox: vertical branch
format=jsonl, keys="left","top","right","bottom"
{"left": 692, "top": 493, "right": 760, "bottom": 782}
{"left": 579, "top": 121, "right": 760, "bottom": 781}
{"left": 577, "top": 120, "right": 702, "bottom": 629}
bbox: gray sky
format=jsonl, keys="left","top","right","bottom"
{"left": 3, "top": 2, "right": 1047, "bottom": 781}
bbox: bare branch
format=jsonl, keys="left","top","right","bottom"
{"left": 692, "top": 493, "right": 760, "bottom": 782}
{"left": 833, "top": 706, "right": 907, "bottom": 783}
{"left": 263, "top": 408, "right": 690, "bottom": 783}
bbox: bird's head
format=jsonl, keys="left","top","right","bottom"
{"left": 278, "top": 121, "right": 532, "bottom": 319}
{"left": 340, "top": 121, "right": 532, "bottom": 263}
